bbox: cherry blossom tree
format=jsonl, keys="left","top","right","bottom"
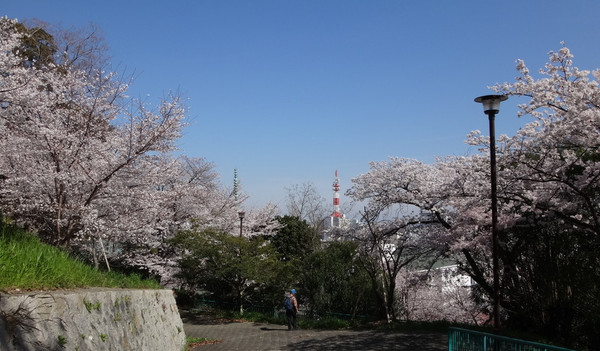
{"left": 397, "top": 265, "right": 484, "bottom": 325}
{"left": 490, "top": 45, "right": 600, "bottom": 237}
{"left": 347, "top": 45, "right": 600, "bottom": 348}
{"left": 336, "top": 178, "right": 447, "bottom": 323}
{"left": 2, "top": 18, "right": 181, "bottom": 246}
{"left": 0, "top": 19, "right": 281, "bottom": 285}
{"left": 489, "top": 45, "right": 600, "bottom": 347}
{"left": 97, "top": 155, "right": 280, "bottom": 285}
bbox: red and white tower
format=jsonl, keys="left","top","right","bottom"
{"left": 332, "top": 170, "right": 343, "bottom": 219}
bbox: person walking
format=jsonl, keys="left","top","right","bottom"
{"left": 284, "top": 289, "right": 299, "bottom": 330}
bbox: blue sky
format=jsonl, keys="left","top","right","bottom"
{"left": 5, "top": 1, "right": 600, "bottom": 211}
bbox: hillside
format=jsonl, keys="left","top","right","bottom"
{"left": 0, "top": 221, "right": 160, "bottom": 292}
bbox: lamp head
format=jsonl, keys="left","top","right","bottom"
{"left": 238, "top": 211, "right": 245, "bottom": 219}
{"left": 474, "top": 94, "right": 507, "bottom": 115}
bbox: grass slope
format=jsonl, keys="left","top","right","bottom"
{"left": 0, "top": 222, "right": 160, "bottom": 291}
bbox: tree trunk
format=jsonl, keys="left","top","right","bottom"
{"left": 380, "top": 272, "right": 392, "bottom": 324}
{"left": 92, "top": 240, "right": 99, "bottom": 268}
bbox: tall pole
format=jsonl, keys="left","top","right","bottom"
{"left": 475, "top": 94, "right": 507, "bottom": 330}
{"left": 488, "top": 110, "right": 501, "bottom": 329}
{"left": 238, "top": 211, "right": 245, "bottom": 237}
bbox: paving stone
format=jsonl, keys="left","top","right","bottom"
{"left": 183, "top": 319, "right": 448, "bottom": 351}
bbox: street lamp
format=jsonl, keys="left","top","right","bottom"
{"left": 238, "top": 211, "right": 245, "bottom": 237}
{"left": 474, "top": 94, "right": 507, "bottom": 329}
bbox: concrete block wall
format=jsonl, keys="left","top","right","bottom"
{"left": 0, "top": 288, "right": 186, "bottom": 351}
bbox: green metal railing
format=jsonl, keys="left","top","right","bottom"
{"left": 194, "top": 299, "right": 367, "bottom": 320}
{"left": 448, "top": 327, "right": 575, "bottom": 351}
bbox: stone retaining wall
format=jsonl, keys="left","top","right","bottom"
{"left": 0, "top": 288, "right": 186, "bottom": 351}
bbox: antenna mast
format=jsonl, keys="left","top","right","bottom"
{"left": 332, "top": 170, "right": 343, "bottom": 218}
{"left": 233, "top": 169, "right": 240, "bottom": 202}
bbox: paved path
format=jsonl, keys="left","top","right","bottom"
{"left": 182, "top": 314, "right": 448, "bottom": 351}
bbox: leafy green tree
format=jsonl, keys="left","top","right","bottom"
{"left": 270, "top": 216, "right": 320, "bottom": 262}
{"left": 172, "top": 229, "right": 279, "bottom": 314}
{"left": 299, "top": 241, "right": 375, "bottom": 319}
{"left": 498, "top": 218, "right": 600, "bottom": 348}
{"left": 13, "top": 22, "right": 57, "bottom": 68}
{"left": 269, "top": 216, "right": 321, "bottom": 300}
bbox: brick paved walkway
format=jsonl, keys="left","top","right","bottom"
{"left": 182, "top": 313, "right": 448, "bottom": 351}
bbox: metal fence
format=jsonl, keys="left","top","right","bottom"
{"left": 448, "top": 327, "right": 575, "bottom": 351}
{"left": 193, "top": 299, "right": 366, "bottom": 321}
{"left": 194, "top": 299, "right": 276, "bottom": 314}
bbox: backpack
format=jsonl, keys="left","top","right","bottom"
{"left": 284, "top": 296, "right": 293, "bottom": 311}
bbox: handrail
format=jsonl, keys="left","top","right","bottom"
{"left": 448, "top": 327, "right": 575, "bottom": 351}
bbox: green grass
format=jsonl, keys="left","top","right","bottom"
{"left": 0, "top": 222, "right": 160, "bottom": 291}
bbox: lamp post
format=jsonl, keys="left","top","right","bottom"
{"left": 474, "top": 94, "right": 507, "bottom": 329}
{"left": 238, "top": 211, "right": 245, "bottom": 237}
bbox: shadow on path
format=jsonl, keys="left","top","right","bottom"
{"left": 182, "top": 310, "right": 448, "bottom": 351}
{"left": 285, "top": 330, "right": 446, "bottom": 351}
{"left": 260, "top": 326, "right": 289, "bottom": 331}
